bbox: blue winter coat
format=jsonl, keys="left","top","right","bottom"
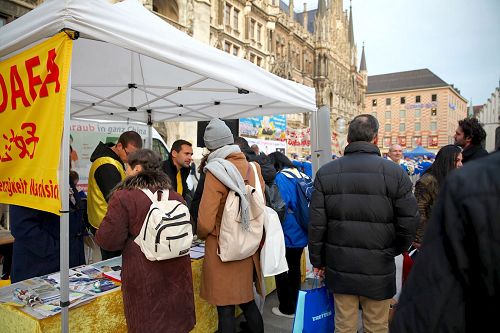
{"left": 10, "top": 184, "right": 86, "bottom": 282}
{"left": 274, "top": 168, "right": 308, "bottom": 248}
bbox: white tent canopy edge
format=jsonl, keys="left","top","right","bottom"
{"left": 0, "top": 1, "right": 318, "bottom": 332}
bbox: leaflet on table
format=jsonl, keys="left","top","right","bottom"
{"left": 189, "top": 244, "right": 205, "bottom": 259}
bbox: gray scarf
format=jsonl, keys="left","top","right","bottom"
{"left": 204, "top": 145, "right": 250, "bottom": 231}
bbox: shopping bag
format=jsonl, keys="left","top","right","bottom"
{"left": 261, "top": 207, "right": 288, "bottom": 277}
{"left": 292, "top": 282, "right": 334, "bottom": 333}
{"left": 402, "top": 246, "right": 418, "bottom": 285}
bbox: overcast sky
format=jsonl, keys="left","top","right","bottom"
{"left": 291, "top": 0, "right": 500, "bottom": 105}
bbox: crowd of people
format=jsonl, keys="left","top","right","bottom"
{"left": 6, "top": 115, "right": 498, "bottom": 333}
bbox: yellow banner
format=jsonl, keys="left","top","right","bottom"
{"left": 0, "top": 32, "right": 73, "bottom": 215}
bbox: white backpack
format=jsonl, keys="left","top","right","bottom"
{"left": 135, "top": 189, "right": 193, "bottom": 261}
{"left": 217, "top": 162, "right": 265, "bottom": 262}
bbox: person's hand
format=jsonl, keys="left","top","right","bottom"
{"left": 313, "top": 267, "right": 325, "bottom": 279}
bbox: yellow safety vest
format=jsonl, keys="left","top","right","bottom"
{"left": 87, "top": 157, "right": 126, "bottom": 229}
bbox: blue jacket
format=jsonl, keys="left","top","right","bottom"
{"left": 10, "top": 183, "right": 86, "bottom": 282}
{"left": 274, "top": 168, "right": 308, "bottom": 248}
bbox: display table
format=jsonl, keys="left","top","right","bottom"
{"left": 0, "top": 256, "right": 302, "bottom": 333}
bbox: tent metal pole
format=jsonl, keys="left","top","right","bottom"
{"left": 311, "top": 105, "right": 332, "bottom": 176}
{"left": 60, "top": 67, "right": 72, "bottom": 333}
{"left": 147, "top": 109, "right": 153, "bottom": 149}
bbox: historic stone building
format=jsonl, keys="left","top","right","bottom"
{"left": 145, "top": 0, "right": 367, "bottom": 156}
{"left": 476, "top": 86, "right": 500, "bottom": 152}
{"left": 365, "top": 69, "right": 468, "bottom": 154}
{"left": 2, "top": 0, "right": 367, "bottom": 157}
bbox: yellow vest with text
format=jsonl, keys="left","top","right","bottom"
{"left": 87, "top": 157, "right": 126, "bottom": 229}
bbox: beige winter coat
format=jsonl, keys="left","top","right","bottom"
{"left": 197, "top": 152, "right": 265, "bottom": 306}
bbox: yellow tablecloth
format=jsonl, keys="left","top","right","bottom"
{"left": 0, "top": 255, "right": 306, "bottom": 333}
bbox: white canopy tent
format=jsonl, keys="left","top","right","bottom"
{"left": 0, "top": 0, "right": 316, "bottom": 331}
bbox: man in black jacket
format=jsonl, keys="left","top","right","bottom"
{"left": 390, "top": 151, "right": 500, "bottom": 333}
{"left": 454, "top": 117, "right": 488, "bottom": 163}
{"left": 162, "top": 139, "right": 193, "bottom": 204}
{"left": 309, "top": 114, "right": 418, "bottom": 333}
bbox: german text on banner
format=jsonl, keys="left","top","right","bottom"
{"left": 0, "top": 32, "right": 73, "bottom": 215}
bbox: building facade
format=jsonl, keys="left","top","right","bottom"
{"left": 365, "top": 69, "right": 468, "bottom": 154}
{"left": 2, "top": 0, "right": 367, "bottom": 157}
{"left": 476, "top": 86, "right": 500, "bottom": 152}
{"left": 141, "top": 0, "right": 367, "bottom": 156}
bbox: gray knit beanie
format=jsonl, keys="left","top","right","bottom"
{"left": 203, "top": 118, "right": 234, "bottom": 150}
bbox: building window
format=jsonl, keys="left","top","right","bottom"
{"left": 400, "top": 97, "right": 405, "bottom": 104}
{"left": 399, "top": 123, "right": 405, "bottom": 131}
{"left": 372, "top": 112, "right": 378, "bottom": 119}
{"left": 233, "top": 46, "right": 239, "bottom": 56}
{"left": 413, "top": 136, "right": 422, "bottom": 147}
{"left": 0, "top": 16, "right": 6, "bottom": 27}
{"left": 385, "top": 124, "right": 391, "bottom": 132}
{"left": 383, "top": 137, "right": 391, "bottom": 148}
{"left": 430, "top": 122, "right": 437, "bottom": 131}
{"left": 400, "top": 109, "right": 406, "bottom": 118}
{"left": 416, "top": 95, "right": 421, "bottom": 103}
{"left": 256, "top": 23, "right": 262, "bottom": 43}
{"left": 385, "top": 110, "right": 391, "bottom": 119}
{"left": 372, "top": 99, "right": 377, "bottom": 106}
{"left": 415, "top": 109, "right": 421, "bottom": 118}
{"left": 428, "top": 135, "right": 438, "bottom": 148}
{"left": 250, "top": 19, "right": 255, "bottom": 39}
{"left": 431, "top": 108, "right": 437, "bottom": 116}
{"left": 224, "top": 4, "right": 231, "bottom": 26}
{"left": 386, "top": 98, "right": 391, "bottom": 106}
{"left": 398, "top": 136, "right": 407, "bottom": 147}
{"left": 250, "top": 53, "right": 255, "bottom": 63}
{"left": 415, "top": 122, "right": 421, "bottom": 131}
{"left": 432, "top": 94, "right": 437, "bottom": 102}
{"left": 256, "top": 57, "right": 262, "bottom": 67}
{"left": 233, "top": 9, "right": 239, "bottom": 30}
{"left": 224, "top": 41, "right": 231, "bottom": 53}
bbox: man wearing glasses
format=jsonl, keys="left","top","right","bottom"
{"left": 87, "top": 131, "right": 142, "bottom": 260}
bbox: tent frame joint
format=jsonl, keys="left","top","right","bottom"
{"left": 61, "top": 29, "right": 79, "bottom": 40}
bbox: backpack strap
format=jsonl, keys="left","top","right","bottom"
{"left": 281, "top": 169, "right": 301, "bottom": 179}
{"left": 250, "top": 162, "right": 264, "bottom": 200}
{"left": 141, "top": 188, "right": 169, "bottom": 202}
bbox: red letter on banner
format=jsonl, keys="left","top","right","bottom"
{"left": 39, "top": 49, "right": 60, "bottom": 97}
{"left": 25, "top": 56, "right": 42, "bottom": 102}
{"left": 0, "top": 74, "right": 7, "bottom": 113}
{"left": 10, "top": 65, "right": 31, "bottom": 110}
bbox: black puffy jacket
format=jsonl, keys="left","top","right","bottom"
{"left": 308, "top": 141, "right": 418, "bottom": 300}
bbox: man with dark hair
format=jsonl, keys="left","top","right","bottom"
{"left": 309, "top": 114, "right": 418, "bottom": 333}
{"left": 88, "top": 130, "right": 142, "bottom": 260}
{"left": 391, "top": 151, "right": 500, "bottom": 333}
{"left": 454, "top": 117, "right": 488, "bottom": 163}
{"left": 162, "top": 139, "right": 193, "bottom": 201}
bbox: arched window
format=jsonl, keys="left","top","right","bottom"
{"left": 153, "top": 0, "right": 179, "bottom": 22}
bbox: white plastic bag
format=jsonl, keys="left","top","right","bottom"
{"left": 260, "top": 207, "right": 288, "bottom": 277}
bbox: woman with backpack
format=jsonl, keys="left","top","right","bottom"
{"left": 198, "top": 118, "right": 265, "bottom": 333}
{"left": 268, "top": 151, "right": 309, "bottom": 318}
{"left": 95, "top": 149, "right": 195, "bottom": 333}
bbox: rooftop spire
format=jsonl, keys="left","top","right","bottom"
{"left": 348, "top": 0, "right": 355, "bottom": 46}
{"left": 360, "top": 42, "right": 367, "bottom": 72}
{"left": 317, "top": 0, "right": 327, "bottom": 17}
